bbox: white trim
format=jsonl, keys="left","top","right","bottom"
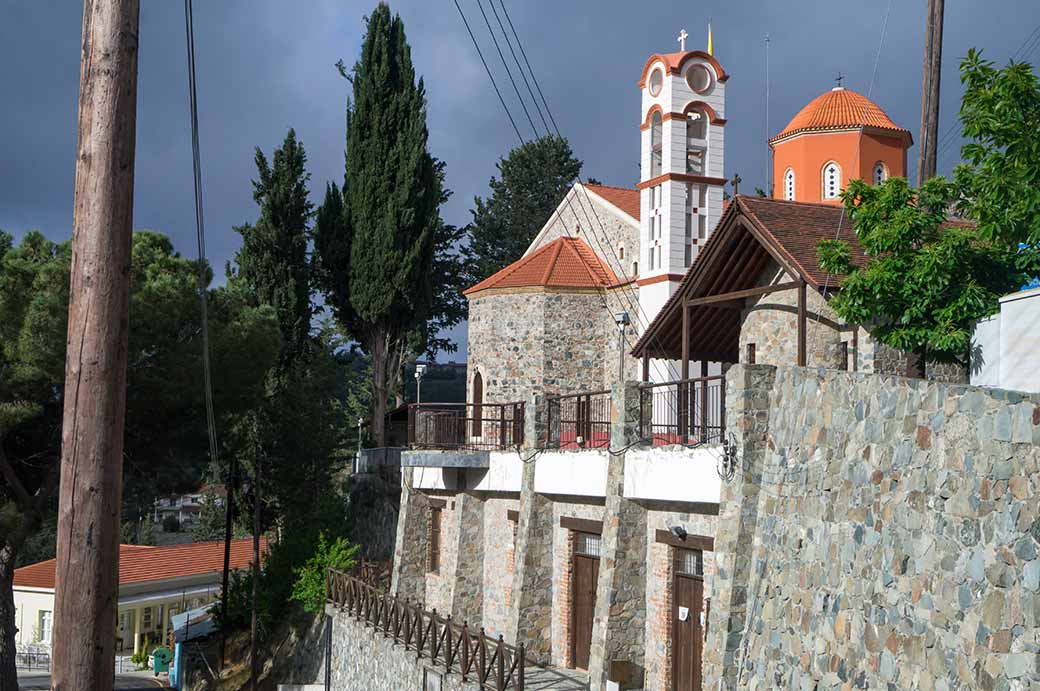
{"left": 13, "top": 586, "right": 55, "bottom": 595}
{"left": 523, "top": 183, "right": 639, "bottom": 256}
{"left": 1000, "top": 285, "right": 1040, "bottom": 304}
{"left": 118, "top": 583, "right": 219, "bottom": 607}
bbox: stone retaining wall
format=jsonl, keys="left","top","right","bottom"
{"left": 706, "top": 364, "right": 1040, "bottom": 690}
{"left": 328, "top": 607, "right": 479, "bottom": 691}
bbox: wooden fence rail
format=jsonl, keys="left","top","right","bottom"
{"left": 327, "top": 569, "right": 525, "bottom": 691}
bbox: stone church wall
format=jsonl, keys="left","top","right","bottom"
{"left": 705, "top": 364, "right": 1040, "bottom": 690}
{"left": 466, "top": 291, "right": 545, "bottom": 404}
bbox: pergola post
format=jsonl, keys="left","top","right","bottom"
{"left": 797, "top": 280, "right": 807, "bottom": 367}
{"left": 641, "top": 352, "right": 649, "bottom": 382}
{"left": 680, "top": 303, "right": 690, "bottom": 442}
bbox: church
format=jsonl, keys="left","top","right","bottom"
{"left": 360, "top": 30, "right": 966, "bottom": 691}
{"left": 464, "top": 30, "right": 956, "bottom": 416}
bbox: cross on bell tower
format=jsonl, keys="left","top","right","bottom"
{"left": 677, "top": 29, "right": 688, "bottom": 51}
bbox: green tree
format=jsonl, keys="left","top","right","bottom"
{"left": 0, "top": 230, "right": 279, "bottom": 684}
{"left": 817, "top": 53, "right": 1040, "bottom": 365}
{"left": 314, "top": 3, "right": 440, "bottom": 446}
{"left": 469, "top": 135, "right": 582, "bottom": 281}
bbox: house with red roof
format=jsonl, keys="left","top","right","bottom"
{"left": 13, "top": 537, "right": 262, "bottom": 655}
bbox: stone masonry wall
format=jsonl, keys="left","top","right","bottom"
{"left": 328, "top": 607, "right": 480, "bottom": 691}
{"left": 706, "top": 364, "right": 1040, "bottom": 690}
{"left": 482, "top": 497, "right": 519, "bottom": 639}
{"left": 467, "top": 292, "right": 545, "bottom": 404}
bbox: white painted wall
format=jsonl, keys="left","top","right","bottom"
{"left": 623, "top": 445, "right": 722, "bottom": 505}
{"left": 533, "top": 450, "right": 609, "bottom": 497}
{"left": 971, "top": 287, "right": 1040, "bottom": 393}
{"left": 12, "top": 588, "right": 53, "bottom": 647}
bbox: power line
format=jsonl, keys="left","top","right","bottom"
{"left": 452, "top": 0, "right": 524, "bottom": 143}
{"left": 495, "top": 0, "right": 560, "bottom": 134}
{"left": 474, "top": 0, "right": 539, "bottom": 139}
{"left": 487, "top": 0, "right": 550, "bottom": 134}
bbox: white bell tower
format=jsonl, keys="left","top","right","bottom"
{"left": 636, "top": 36, "right": 728, "bottom": 378}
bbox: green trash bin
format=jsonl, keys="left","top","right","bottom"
{"left": 152, "top": 647, "right": 173, "bottom": 675}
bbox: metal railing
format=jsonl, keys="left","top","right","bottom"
{"left": 408, "top": 402, "right": 525, "bottom": 451}
{"left": 15, "top": 649, "right": 50, "bottom": 670}
{"left": 327, "top": 569, "right": 525, "bottom": 691}
{"left": 639, "top": 375, "right": 725, "bottom": 446}
{"left": 547, "top": 390, "right": 612, "bottom": 449}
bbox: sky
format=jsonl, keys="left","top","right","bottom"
{"left": 2, "top": 0, "right": 1038, "bottom": 357}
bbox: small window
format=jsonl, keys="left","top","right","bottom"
{"left": 872, "top": 161, "right": 888, "bottom": 185}
{"left": 685, "top": 64, "right": 714, "bottom": 94}
{"left": 648, "top": 68, "right": 663, "bottom": 97}
{"left": 575, "top": 532, "right": 602, "bottom": 557}
{"left": 631, "top": 261, "right": 638, "bottom": 275}
{"left": 428, "top": 506, "right": 442, "bottom": 573}
{"left": 745, "top": 343, "right": 756, "bottom": 364}
{"left": 784, "top": 168, "right": 795, "bottom": 201}
{"left": 38, "top": 611, "right": 53, "bottom": 644}
{"left": 840, "top": 341, "right": 850, "bottom": 371}
{"left": 675, "top": 548, "right": 704, "bottom": 577}
{"left": 822, "top": 162, "right": 842, "bottom": 200}
{"left": 618, "top": 245, "right": 624, "bottom": 260}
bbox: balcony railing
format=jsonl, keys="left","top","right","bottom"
{"left": 327, "top": 569, "right": 526, "bottom": 690}
{"left": 408, "top": 402, "right": 525, "bottom": 451}
{"left": 639, "top": 376, "right": 725, "bottom": 446}
{"left": 547, "top": 390, "right": 612, "bottom": 449}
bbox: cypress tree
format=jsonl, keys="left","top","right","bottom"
{"left": 315, "top": 2, "right": 439, "bottom": 446}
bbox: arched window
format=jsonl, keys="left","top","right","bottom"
{"left": 618, "top": 245, "right": 625, "bottom": 261}
{"left": 686, "top": 109, "right": 707, "bottom": 175}
{"left": 873, "top": 161, "right": 888, "bottom": 185}
{"left": 471, "top": 371, "right": 483, "bottom": 438}
{"left": 822, "top": 161, "right": 842, "bottom": 200}
{"left": 650, "top": 111, "right": 663, "bottom": 177}
{"left": 632, "top": 260, "right": 639, "bottom": 276}
{"left": 783, "top": 168, "right": 796, "bottom": 201}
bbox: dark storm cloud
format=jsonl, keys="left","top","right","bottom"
{"left": 2, "top": 0, "right": 1037, "bottom": 354}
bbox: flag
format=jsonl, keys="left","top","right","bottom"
{"left": 708, "top": 22, "right": 714, "bottom": 56}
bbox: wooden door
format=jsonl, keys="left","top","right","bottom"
{"left": 673, "top": 549, "right": 704, "bottom": 691}
{"left": 571, "top": 532, "right": 601, "bottom": 670}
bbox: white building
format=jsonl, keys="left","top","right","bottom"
{"left": 972, "top": 286, "right": 1040, "bottom": 393}
{"left": 152, "top": 483, "right": 225, "bottom": 528}
{"left": 13, "top": 538, "right": 260, "bottom": 655}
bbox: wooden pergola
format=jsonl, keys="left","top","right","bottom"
{"left": 632, "top": 196, "right": 866, "bottom": 379}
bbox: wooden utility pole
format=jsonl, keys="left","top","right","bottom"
{"left": 917, "top": 0, "right": 945, "bottom": 184}
{"left": 51, "top": 2, "right": 140, "bottom": 690}
{"left": 250, "top": 461, "right": 261, "bottom": 691}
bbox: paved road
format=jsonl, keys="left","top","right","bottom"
{"left": 16, "top": 672, "right": 165, "bottom": 690}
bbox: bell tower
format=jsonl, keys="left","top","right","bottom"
{"left": 636, "top": 36, "right": 729, "bottom": 338}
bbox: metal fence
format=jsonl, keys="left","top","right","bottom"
{"left": 408, "top": 402, "right": 524, "bottom": 451}
{"left": 639, "top": 375, "right": 725, "bottom": 445}
{"left": 15, "top": 649, "right": 50, "bottom": 670}
{"left": 327, "top": 569, "right": 525, "bottom": 691}
{"left": 547, "top": 390, "right": 612, "bottom": 449}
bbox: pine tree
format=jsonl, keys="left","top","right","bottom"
{"left": 314, "top": 3, "right": 440, "bottom": 446}
{"left": 232, "top": 129, "right": 314, "bottom": 371}
{"left": 469, "top": 135, "right": 582, "bottom": 281}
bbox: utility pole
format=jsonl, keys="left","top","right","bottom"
{"left": 52, "top": 2, "right": 141, "bottom": 690}
{"left": 250, "top": 458, "right": 261, "bottom": 691}
{"left": 917, "top": 0, "right": 945, "bottom": 184}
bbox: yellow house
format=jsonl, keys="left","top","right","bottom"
{"left": 13, "top": 538, "right": 262, "bottom": 655}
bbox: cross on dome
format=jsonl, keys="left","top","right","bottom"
{"left": 677, "top": 29, "right": 688, "bottom": 51}
{"left": 833, "top": 72, "right": 845, "bottom": 90}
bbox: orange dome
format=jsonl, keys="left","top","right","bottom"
{"left": 770, "top": 87, "right": 911, "bottom": 145}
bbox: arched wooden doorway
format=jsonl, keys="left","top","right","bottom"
{"left": 471, "top": 371, "right": 483, "bottom": 438}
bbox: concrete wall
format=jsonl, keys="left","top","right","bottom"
{"left": 705, "top": 364, "right": 1040, "bottom": 690}
{"left": 972, "top": 287, "right": 1040, "bottom": 394}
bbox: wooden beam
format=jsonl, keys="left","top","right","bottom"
{"left": 560, "top": 516, "right": 603, "bottom": 535}
{"left": 641, "top": 352, "right": 650, "bottom": 382}
{"left": 685, "top": 280, "right": 801, "bottom": 307}
{"left": 654, "top": 530, "right": 715, "bottom": 551}
{"left": 681, "top": 304, "right": 690, "bottom": 381}
{"left": 797, "top": 280, "right": 807, "bottom": 366}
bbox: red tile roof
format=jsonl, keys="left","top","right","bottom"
{"left": 464, "top": 236, "right": 619, "bottom": 295}
{"left": 584, "top": 184, "right": 640, "bottom": 221}
{"left": 771, "top": 88, "right": 911, "bottom": 143}
{"left": 13, "top": 538, "right": 265, "bottom": 590}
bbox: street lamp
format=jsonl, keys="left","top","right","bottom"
{"left": 614, "top": 312, "right": 630, "bottom": 384}
{"left": 414, "top": 363, "right": 427, "bottom": 405}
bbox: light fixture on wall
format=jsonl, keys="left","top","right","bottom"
{"left": 614, "top": 311, "right": 631, "bottom": 384}
{"left": 669, "top": 524, "right": 688, "bottom": 541}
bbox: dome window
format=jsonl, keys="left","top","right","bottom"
{"left": 873, "top": 161, "right": 888, "bottom": 185}
{"left": 685, "top": 64, "right": 714, "bottom": 95}
{"left": 822, "top": 161, "right": 842, "bottom": 200}
{"left": 648, "top": 68, "right": 663, "bottom": 97}
{"left": 784, "top": 168, "right": 796, "bottom": 201}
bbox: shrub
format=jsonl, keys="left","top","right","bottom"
{"left": 162, "top": 515, "right": 181, "bottom": 533}
{"left": 290, "top": 532, "right": 360, "bottom": 613}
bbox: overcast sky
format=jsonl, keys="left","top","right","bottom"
{"left": 2, "top": 0, "right": 1038, "bottom": 356}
